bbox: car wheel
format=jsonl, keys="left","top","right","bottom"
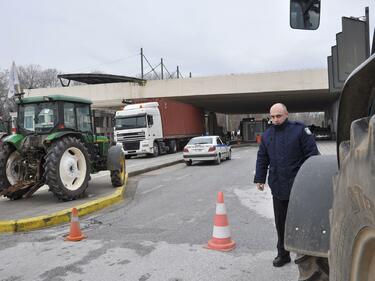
{"left": 226, "top": 150, "right": 232, "bottom": 160}
{"left": 185, "top": 160, "right": 192, "bottom": 166}
{"left": 215, "top": 154, "right": 221, "bottom": 165}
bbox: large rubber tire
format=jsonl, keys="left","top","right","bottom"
{"left": 295, "top": 255, "right": 329, "bottom": 281}
{"left": 44, "top": 137, "right": 91, "bottom": 201}
{"left": 226, "top": 150, "right": 232, "bottom": 160}
{"left": 168, "top": 140, "right": 177, "bottom": 154}
{"left": 0, "top": 143, "right": 32, "bottom": 200}
{"left": 152, "top": 142, "right": 159, "bottom": 157}
{"left": 215, "top": 153, "right": 221, "bottom": 165}
{"left": 110, "top": 153, "right": 126, "bottom": 187}
{"left": 330, "top": 116, "right": 375, "bottom": 281}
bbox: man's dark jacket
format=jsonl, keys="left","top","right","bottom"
{"left": 254, "top": 120, "right": 319, "bottom": 200}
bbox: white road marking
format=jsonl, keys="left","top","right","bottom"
{"left": 175, "top": 174, "right": 190, "bottom": 180}
{"left": 234, "top": 186, "right": 274, "bottom": 220}
{"left": 140, "top": 184, "right": 165, "bottom": 195}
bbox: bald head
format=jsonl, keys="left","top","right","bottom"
{"left": 270, "top": 103, "right": 288, "bottom": 125}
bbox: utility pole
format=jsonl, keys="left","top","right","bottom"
{"left": 177, "top": 66, "right": 180, "bottom": 79}
{"left": 140, "top": 48, "right": 144, "bottom": 79}
{"left": 189, "top": 72, "right": 192, "bottom": 78}
{"left": 161, "top": 58, "right": 164, "bottom": 80}
{"left": 365, "top": 7, "right": 370, "bottom": 58}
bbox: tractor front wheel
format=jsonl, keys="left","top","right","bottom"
{"left": 44, "top": 137, "right": 91, "bottom": 201}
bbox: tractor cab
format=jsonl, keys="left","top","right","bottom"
{"left": 16, "top": 95, "right": 93, "bottom": 136}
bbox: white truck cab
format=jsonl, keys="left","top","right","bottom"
{"left": 114, "top": 102, "right": 162, "bottom": 156}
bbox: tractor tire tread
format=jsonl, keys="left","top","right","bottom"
{"left": 44, "top": 137, "right": 90, "bottom": 201}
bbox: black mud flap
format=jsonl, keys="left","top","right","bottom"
{"left": 285, "top": 155, "right": 338, "bottom": 257}
{"left": 107, "top": 144, "right": 125, "bottom": 171}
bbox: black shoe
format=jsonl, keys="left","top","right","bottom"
{"left": 273, "top": 255, "right": 291, "bottom": 267}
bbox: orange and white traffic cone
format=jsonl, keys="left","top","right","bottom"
{"left": 205, "top": 191, "right": 236, "bottom": 251}
{"left": 65, "top": 208, "right": 86, "bottom": 242}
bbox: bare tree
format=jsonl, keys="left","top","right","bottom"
{"left": 0, "top": 69, "right": 10, "bottom": 120}
{"left": 39, "top": 68, "right": 61, "bottom": 88}
{"left": 0, "top": 64, "right": 62, "bottom": 123}
{"left": 18, "top": 64, "right": 61, "bottom": 89}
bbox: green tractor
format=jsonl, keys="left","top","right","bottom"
{"left": 0, "top": 95, "right": 126, "bottom": 201}
{"left": 0, "top": 117, "right": 10, "bottom": 142}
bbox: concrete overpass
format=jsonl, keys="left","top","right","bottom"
{"left": 25, "top": 69, "right": 338, "bottom": 114}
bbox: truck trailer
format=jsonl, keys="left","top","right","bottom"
{"left": 114, "top": 99, "right": 205, "bottom": 157}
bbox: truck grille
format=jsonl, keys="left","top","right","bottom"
{"left": 123, "top": 141, "right": 140, "bottom": 151}
{"left": 117, "top": 132, "right": 145, "bottom": 142}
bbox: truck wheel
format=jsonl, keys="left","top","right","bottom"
{"left": 168, "top": 140, "right": 177, "bottom": 154}
{"left": 0, "top": 143, "right": 31, "bottom": 200}
{"left": 330, "top": 116, "right": 375, "bottom": 281}
{"left": 295, "top": 255, "right": 329, "bottom": 281}
{"left": 111, "top": 154, "right": 126, "bottom": 187}
{"left": 215, "top": 153, "right": 221, "bottom": 165}
{"left": 152, "top": 142, "right": 159, "bottom": 157}
{"left": 44, "top": 137, "right": 91, "bottom": 201}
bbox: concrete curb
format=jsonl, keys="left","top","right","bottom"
{"left": 0, "top": 173, "right": 128, "bottom": 233}
{"left": 128, "top": 159, "right": 184, "bottom": 177}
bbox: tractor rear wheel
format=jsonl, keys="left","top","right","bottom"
{"left": 295, "top": 255, "right": 329, "bottom": 281}
{"left": 110, "top": 154, "right": 126, "bottom": 187}
{"left": 44, "top": 137, "right": 90, "bottom": 201}
{"left": 330, "top": 116, "right": 375, "bottom": 281}
{"left": 0, "top": 143, "right": 31, "bottom": 200}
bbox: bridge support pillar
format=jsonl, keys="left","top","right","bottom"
{"left": 325, "top": 99, "right": 339, "bottom": 140}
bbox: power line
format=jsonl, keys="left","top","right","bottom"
{"left": 72, "top": 53, "right": 139, "bottom": 72}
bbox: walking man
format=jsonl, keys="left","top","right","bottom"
{"left": 254, "top": 103, "right": 319, "bottom": 267}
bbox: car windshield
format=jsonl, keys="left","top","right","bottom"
{"left": 188, "top": 137, "right": 213, "bottom": 145}
{"left": 18, "top": 102, "right": 58, "bottom": 133}
{"left": 115, "top": 115, "right": 147, "bottom": 130}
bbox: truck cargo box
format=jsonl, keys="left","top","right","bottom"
{"left": 134, "top": 98, "right": 205, "bottom": 139}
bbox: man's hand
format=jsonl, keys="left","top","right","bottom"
{"left": 256, "top": 183, "right": 265, "bottom": 191}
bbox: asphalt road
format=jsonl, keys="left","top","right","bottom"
{"left": 0, "top": 142, "right": 336, "bottom": 281}
{"left": 0, "top": 151, "right": 183, "bottom": 221}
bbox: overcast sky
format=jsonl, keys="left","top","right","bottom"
{"left": 1, "top": 0, "right": 374, "bottom": 77}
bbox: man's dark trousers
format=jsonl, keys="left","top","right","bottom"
{"left": 272, "top": 197, "right": 290, "bottom": 257}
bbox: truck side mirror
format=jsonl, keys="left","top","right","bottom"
{"left": 147, "top": 115, "right": 153, "bottom": 127}
{"left": 290, "top": 0, "right": 320, "bottom": 30}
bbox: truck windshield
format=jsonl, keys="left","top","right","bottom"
{"left": 18, "top": 102, "right": 58, "bottom": 133}
{"left": 115, "top": 115, "right": 147, "bottom": 129}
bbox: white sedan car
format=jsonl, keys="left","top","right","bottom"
{"left": 183, "top": 135, "right": 231, "bottom": 166}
